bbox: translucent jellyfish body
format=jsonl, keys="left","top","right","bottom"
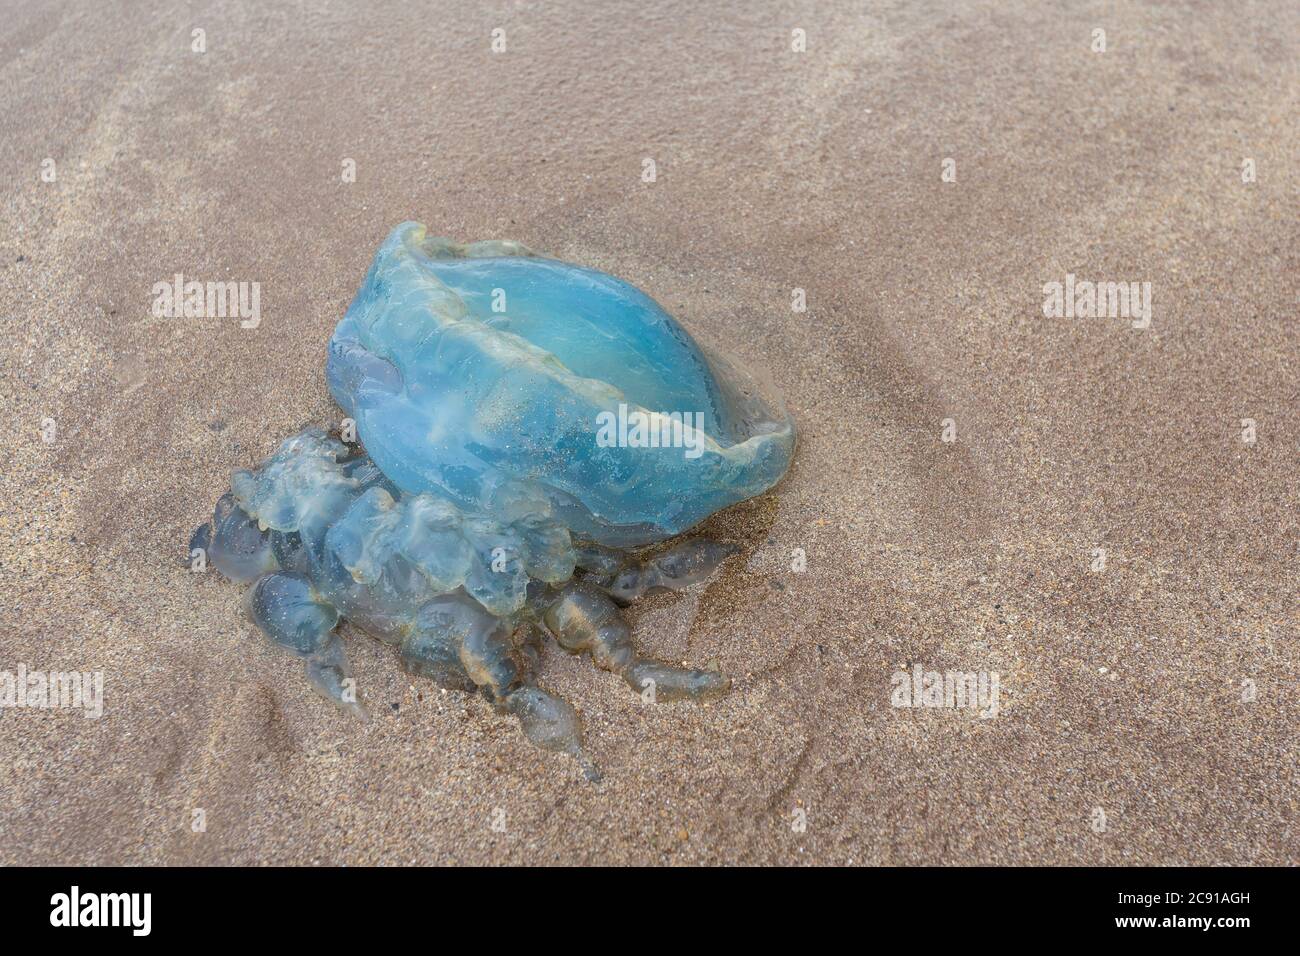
{"left": 194, "top": 223, "right": 795, "bottom": 777}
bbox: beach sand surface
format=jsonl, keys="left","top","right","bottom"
{"left": 0, "top": 0, "right": 1296, "bottom": 864}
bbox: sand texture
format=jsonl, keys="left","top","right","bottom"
{"left": 0, "top": 0, "right": 1296, "bottom": 864}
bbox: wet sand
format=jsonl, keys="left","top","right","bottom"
{"left": 0, "top": 0, "right": 1296, "bottom": 864}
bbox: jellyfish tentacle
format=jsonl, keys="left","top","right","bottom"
{"left": 199, "top": 492, "right": 278, "bottom": 582}
{"left": 304, "top": 634, "right": 363, "bottom": 717}
{"left": 542, "top": 581, "right": 730, "bottom": 702}
{"left": 598, "top": 538, "right": 737, "bottom": 606}
{"left": 398, "top": 623, "right": 475, "bottom": 692}
{"left": 406, "top": 593, "right": 595, "bottom": 779}
{"left": 245, "top": 571, "right": 365, "bottom": 717}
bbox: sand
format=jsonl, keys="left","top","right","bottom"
{"left": 0, "top": 0, "right": 1295, "bottom": 865}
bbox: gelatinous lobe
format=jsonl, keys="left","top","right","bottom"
{"left": 196, "top": 223, "right": 795, "bottom": 777}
